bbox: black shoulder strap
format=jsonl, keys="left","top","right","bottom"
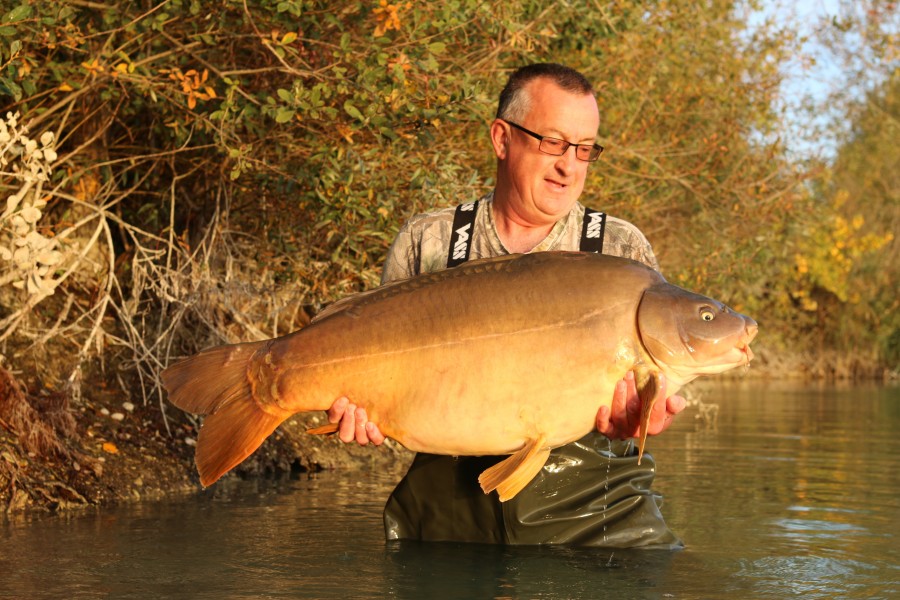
{"left": 447, "top": 202, "right": 602, "bottom": 265}
{"left": 446, "top": 200, "right": 479, "bottom": 267}
{"left": 579, "top": 207, "right": 606, "bottom": 253}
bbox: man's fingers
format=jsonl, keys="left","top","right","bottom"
{"left": 643, "top": 373, "right": 671, "bottom": 435}
{"left": 596, "top": 404, "right": 613, "bottom": 437}
{"left": 327, "top": 396, "right": 348, "bottom": 424}
{"left": 598, "top": 376, "right": 636, "bottom": 440}
{"left": 626, "top": 386, "right": 642, "bottom": 421}
{"left": 611, "top": 377, "right": 628, "bottom": 413}
{"left": 329, "top": 401, "right": 385, "bottom": 446}
{"left": 338, "top": 402, "right": 357, "bottom": 443}
{"left": 647, "top": 392, "right": 669, "bottom": 435}
{"left": 620, "top": 371, "right": 640, "bottom": 425}
{"left": 354, "top": 407, "right": 370, "bottom": 445}
{"left": 651, "top": 393, "right": 686, "bottom": 434}
{"left": 366, "top": 422, "right": 386, "bottom": 446}
{"left": 667, "top": 394, "right": 687, "bottom": 416}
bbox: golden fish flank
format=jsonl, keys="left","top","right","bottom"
{"left": 161, "top": 251, "right": 758, "bottom": 501}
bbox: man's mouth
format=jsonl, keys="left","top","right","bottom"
{"left": 545, "top": 178, "right": 568, "bottom": 191}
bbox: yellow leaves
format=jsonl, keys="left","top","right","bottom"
{"left": 830, "top": 213, "right": 892, "bottom": 258}
{"left": 111, "top": 63, "right": 134, "bottom": 79}
{"left": 790, "top": 289, "right": 818, "bottom": 312}
{"left": 388, "top": 51, "right": 412, "bottom": 73}
{"left": 832, "top": 188, "right": 850, "bottom": 209}
{"left": 102, "top": 442, "right": 119, "bottom": 454}
{"left": 267, "top": 30, "right": 298, "bottom": 45}
{"left": 73, "top": 170, "right": 100, "bottom": 202}
{"left": 79, "top": 57, "right": 135, "bottom": 80}
{"left": 373, "top": 0, "right": 411, "bottom": 37}
{"left": 336, "top": 123, "right": 356, "bottom": 144}
{"left": 16, "top": 55, "right": 33, "bottom": 78}
{"left": 793, "top": 209, "right": 893, "bottom": 305}
{"left": 80, "top": 58, "right": 104, "bottom": 76}
{"left": 383, "top": 87, "right": 404, "bottom": 111}
{"left": 166, "top": 68, "right": 217, "bottom": 110}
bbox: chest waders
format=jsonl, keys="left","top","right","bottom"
{"left": 383, "top": 202, "right": 682, "bottom": 548}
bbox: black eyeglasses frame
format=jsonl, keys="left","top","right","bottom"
{"left": 503, "top": 120, "right": 604, "bottom": 162}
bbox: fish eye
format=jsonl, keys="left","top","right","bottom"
{"left": 700, "top": 308, "right": 716, "bottom": 322}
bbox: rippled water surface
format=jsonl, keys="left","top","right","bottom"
{"left": 2, "top": 381, "right": 898, "bottom": 599}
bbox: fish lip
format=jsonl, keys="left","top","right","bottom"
{"left": 737, "top": 322, "right": 757, "bottom": 364}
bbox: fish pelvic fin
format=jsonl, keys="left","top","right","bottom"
{"left": 478, "top": 435, "right": 550, "bottom": 502}
{"left": 160, "top": 340, "right": 287, "bottom": 487}
{"left": 636, "top": 370, "right": 662, "bottom": 465}
{"left": 306, "top": 423, "right": 339, "bottom": 435}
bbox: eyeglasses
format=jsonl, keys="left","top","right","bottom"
{"left": 503, "top": 120, "right": 604, "bottom": 162}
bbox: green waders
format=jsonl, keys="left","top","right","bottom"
{"left": 383, "top": 432, "right": 682, "bottom": 548}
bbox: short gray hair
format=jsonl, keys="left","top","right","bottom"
{"left": 496, "top": 64, "right": 595, "bottom": 122}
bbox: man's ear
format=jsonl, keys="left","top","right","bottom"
{"left": 490, "top": 119, "right": 509, "bottom": 160}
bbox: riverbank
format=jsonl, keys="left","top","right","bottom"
{"left": 0, "top": 364, "right": 411, "bottom": 516}
{"left": 1, "top": 349, "right": 896, "bottom": 516}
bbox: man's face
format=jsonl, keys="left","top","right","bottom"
{"left": 495, "top": 78, "right": 600, "bottom": 227}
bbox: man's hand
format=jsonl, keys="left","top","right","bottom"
{"left": 595, "top": 371, "right": 686, "bottom": 440}
{"left": 326, "top": 397, "right": 385, "bottom": 446}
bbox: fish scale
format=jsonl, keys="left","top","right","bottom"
{"left": 162, "top": 251, "right": 757, "bottom": 501}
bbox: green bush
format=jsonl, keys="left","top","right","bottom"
{"left": 1, "top": 0, "right": 895, "bottom": 396}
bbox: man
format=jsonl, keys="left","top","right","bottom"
{"left": 328, "top": 63, "right": 685, "bottom": 547}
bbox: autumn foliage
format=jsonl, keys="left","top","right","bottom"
{"left": 0, "top": 0, "right": 897, "bottom": 405}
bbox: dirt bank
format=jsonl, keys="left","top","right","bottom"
{"left": 0, "top": 365, "right": 411, "bottom": 515}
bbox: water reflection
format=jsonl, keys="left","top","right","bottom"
{"left": 1, "top": 382, "right": 898, "bottom": 599}
{"left": 653, "top": 381, "right": 900, "bottom": 600}
{"left": 382, "top": 542, "right": 685, "bottom": 599}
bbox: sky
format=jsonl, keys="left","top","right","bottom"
{"left": 748, "top": 0, "right": 847, "bottom": 159}
{"left": 748, "top": 0, "right": 898, "bottom": 160}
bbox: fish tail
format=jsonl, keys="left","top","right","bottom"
{"left": 161, "top": 341, "right": 287, "bottom": 487}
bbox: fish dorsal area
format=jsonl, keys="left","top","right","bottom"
{"left": 312, "top": 254, "right": 523, "bottom": 323}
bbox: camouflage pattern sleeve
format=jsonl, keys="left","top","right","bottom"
{"left": 381, "top": 206, "right": 457, "bottom": 284}
{"left": 601, "top": 215, "right": 660, "bottom": 272}
{"left": 381, "top": 220, "right": 419, "bottom": 285}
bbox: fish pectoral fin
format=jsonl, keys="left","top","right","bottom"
{"left": 636, "top": 371, "right": 662, "bottom": 465}
{"left": 306, "top": 423, "right": 339, "bottom": 435}
{"left": 478, "top": 436, "right": 550, "bottom": 502}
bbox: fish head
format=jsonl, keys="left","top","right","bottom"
{"left": 636, "top": 282, "right": 758, "bottom": 384}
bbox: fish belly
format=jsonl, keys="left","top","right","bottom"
{"left": 282, "top": 322, "right": 623, "bottom": 456}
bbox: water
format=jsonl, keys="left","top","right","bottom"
{"left": 2, "top": 382, "right": 898, "bottom": 599}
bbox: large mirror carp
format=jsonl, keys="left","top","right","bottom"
{"left": 162, "top": 252, "right": 758, "bottom": 501}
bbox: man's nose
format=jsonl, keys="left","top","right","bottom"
{"left": 554, "top": 145, "right": 580, "bottom": 172}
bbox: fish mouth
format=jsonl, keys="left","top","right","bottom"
{"left": 678, "top": 338, "right": 755, "bottom": 378}
{"left": 737, "top": 321, "right": 758, "bottom": 364}
{"left": 737, "top": 341, "right": 754, "bottom": 364}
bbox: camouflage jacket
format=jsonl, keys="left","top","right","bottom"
{"left": 382, "top": 191, "right": 659, "bottom": 284}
